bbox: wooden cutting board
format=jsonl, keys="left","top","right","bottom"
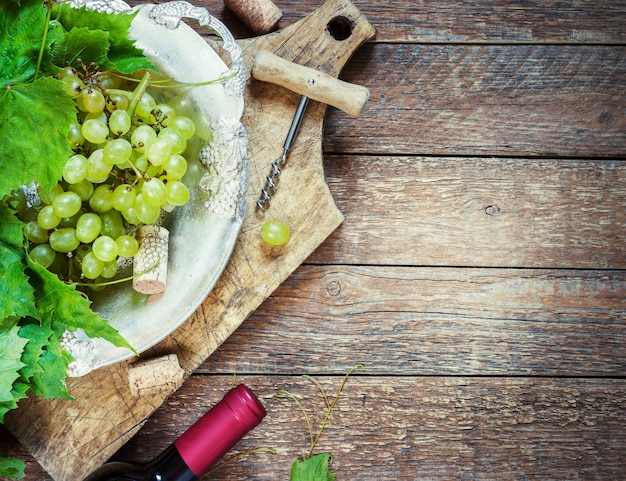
{"left": 4, "top": 1, "right": 375, "bottom": 479}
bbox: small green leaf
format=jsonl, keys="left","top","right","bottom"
{"left": 28, "top": 261, "right": 136, "bottom": 354}
{"left": 0, "top": 456, "right": 26, "bottom": 479}
{"left": 52, "top": 3, "right": 155, "bottom": 74}
{"left": 290, "top": 453, "right": 336, "bottom": 481}
{"left": 0, "top": 380, "right": 29, "bottom": 424}
{"left": 0, "top": 325, "right": 29, "bottom": 403}
{"left": 17, "top": 322, "right": 50, "bottom": 383}
{"left": 0, "top": 200, "right": 26, "bottom": 250}
{"left": 28, "top": 328, "right": 73, "bottom": 400}
{"left": 0, "top": 0, "right": 47, "bottom": 86}
{"left": 0, "top": 77, "right": 76, "bottom": 198}
{"left": 51, "top": 26, "right": 109, "bottom": 70}
{"left": 0, "top": 242, "right": 38, "bottom": 321}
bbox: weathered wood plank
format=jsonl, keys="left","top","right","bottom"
{"left": 304, "top": 155, "right": 626, "bottom": 268}
{"left": 4, "top": 373, "right": 625, "bottom": 479}
{"left": 107, "top": 375, "right": 626, "bottom": 481}
{"left": 324, "top": 44, "right": 626, "bottom": 157}
{"left": 157, "top": 1, "right": 626, "bottom": 44}
{"left": 199, "top": 266, "right": 626, "bottom": 376}
{"left": 345, "top": 0, "right": 626, "bottom": 44}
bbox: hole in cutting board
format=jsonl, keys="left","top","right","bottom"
{"left": 327, "top": 16, "right": 354, "bottom": 41}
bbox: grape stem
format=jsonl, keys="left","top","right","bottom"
{"left": 126, "top": 71, "right": 152, "bottom": 118}
{"left": 74, "top": 258, "right": 160, "bottom": 288}
{"left": 34, "top": 1, "right": 54, "bottom": 81}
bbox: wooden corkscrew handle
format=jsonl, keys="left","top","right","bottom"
{"left": 251, "top": 49, "right": 370, "bottom": 117}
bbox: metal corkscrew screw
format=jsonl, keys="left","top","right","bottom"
{"left": 257, "top": 94, "right": 310, "bottom": 211}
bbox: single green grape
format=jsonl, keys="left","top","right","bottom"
{"left": 52, "top": 191, "right": 82, "bottom": 218}
{"left": 62, "top": 75, "right": 84, "bottom": 98}
{"left": 97, "top": 72, "right": 121, "bottom": 90}
{"left": 109, "top": 110, "right": 132, "bottom": 136}
{"left": 162, "top": 154, "right": 188, "bottom": 181}
{"left": 100, "top": 210, "right": 125, "bottom": 239}
{"left": 116, "top": 235, "right": 139, "bottom": 257}
{"left": 82, "top": 119, "right": 109, "bottom": 144}
{"left": 89, "top": 184, "right": 114, "bottom": 213}
{"left": 168, "top": 116, "right": 196, "bottom": 140}
{"left": 76, "top": 213, "right": 102, "bottom": 243}
{"left": 112, "top": 184, "right": 136, "bottom": 212}
{"left": 37, "top": 205, "right": 61, "bottom": 230}
{"left": 68, "top": 179, "right": 94, "bottom": 201}
{"left": 165, "top": 180, "right": 189, "bottom": 206}
{"left": 49, "top": 227, "right": 80, "bottom": 253}
{"left": 134, "top": 193, "right": 161, "bottom": 224}
{"left": 86, "top": 149, "right": 112, "bottom": 183}
{"left": 29, "top": 244, "right": 56, "bottom": 268}
{"left": 261, "top": 220, "right": 290, "bottom": 246}
{"left": 63, "top": 154, "right": 88, "bottom": 184}
{"left": 103, "top": 138, "right": 132, "bottom": 165}
{"left": 24, "top": 221, "right": 49, "bottom": 244}
{"left": 144, "top": 137, "right": 172, "bottom": 166}
{"left": 67, "top": 123, "right": 85, "bottom": 149}
{"left": 131, "top": 125, "right": 157, "bottom": 153}
{"left": 92, "top": 235, "right": 118, "bottom": 262}
{"left": 106, "top": 92, "right": 130, "bottom": 113}
{"left": 158, "top": 128, "right": 186, "bottom": 155}
{"left": 81, "top": 88, "right": 106, "bottom": 114}
{"left": 101, "top": 260, "right": 119, "bottom": 279}
{"left": 142, "top": 177, "right": 167, "bottom": 206}
{"left": 81, "top": 252, "right": 104, "bottom": 279}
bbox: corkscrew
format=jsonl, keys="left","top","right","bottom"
{"left": 257, "top": 94, "right": 309, "bottom": 211}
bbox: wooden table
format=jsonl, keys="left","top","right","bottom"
{"left": 2, "top": 1, "right": 625, "bottom": 479}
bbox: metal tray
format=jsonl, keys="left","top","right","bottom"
{"left": 63, "top": 0, "right": 249, "bottom": 376}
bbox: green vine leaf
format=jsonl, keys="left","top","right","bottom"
{"left": 290, "top": 453, "right": 336, "bottom": 481}
{"left": 0, "top": 77, "right": 76, "bottom": 198}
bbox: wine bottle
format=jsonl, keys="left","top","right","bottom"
{"left": 83, "top": 384, "right": 267, "bottom": 481}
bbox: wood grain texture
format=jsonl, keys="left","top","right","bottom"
{"left": 200, "top": 266, "right": 626, "bottom": 376}
{"left": 324, "top": 44, "right": 626, "bottom": 156}
{"left": 184, "top": 1, "right": 626, "bottom": 44}
{"left": 306, "top": 156, "right": 626, "bottom": 268}
{"left": 110, "top": 376, "right": 626, "bottom": 480}
{"left": 3, "top": 0, "right": 626, "bottom": 479}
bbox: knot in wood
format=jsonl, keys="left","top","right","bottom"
{"left": 484, "top": 205, "right": 501, "bottom": 216}
{"left": 326, "top": 280, "right": 342, "bottom": 296}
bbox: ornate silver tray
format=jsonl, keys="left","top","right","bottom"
{"left": 63, "top": 0, "right": 249, "bottom": 376}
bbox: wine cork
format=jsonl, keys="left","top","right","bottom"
{"left": 128, "top": 354, "right": 185, "bottom": 397}
{"left": 224, "top": 0, "right": 283, "bottom": 34}
{"left": 133, "top": 225, "right": 169, "bottom": 295}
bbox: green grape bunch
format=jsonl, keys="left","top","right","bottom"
{"left": 14, "top": 66, "right": 196, "bottom": 284}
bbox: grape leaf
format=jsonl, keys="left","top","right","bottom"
{"left": 50, "top": 26, "right": 110, "bottom": 70}
{"left": 0, "top": 200, "right": 26, "bottom": 250}
{"left": 0, "top": 456, "right": 26, "bottom": 479}
{"left": 0, "top": 380, "right": 29, "bottom": 424}
{"left": 52, "top": 3, "right": 155, "bottom": 74}
{"left": 0, "top": 325, "right": 29, "bottom": 403}
{"left": 0, "top": 77, "right": 76, "bottom": 198}
{"left": 290, "top": 453, "right": 336, "bottom": 481}
{"left": 27, "top": 261, "right": 136, "bottom": 354}
{"left": 17, "top": 322, "right": 49, "bottom": 383}
{"left": 28, "top": 327, "right": 73, "bottom": 400}
{"left": 0, "top": 0, "right": 47, "bottom": 87}
{"left": 0, "top": 242, "right": 38, "bottom": 321}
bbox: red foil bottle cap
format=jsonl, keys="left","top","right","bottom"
{"left": 174, "top": 384, "right": 267, "bottom": 477}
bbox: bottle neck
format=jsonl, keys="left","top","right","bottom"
{"left": 149, "top": 445, "right": 198, "bottom": 481}
{"left": 173, "top": 384, "right": 267, "bottom": 477}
